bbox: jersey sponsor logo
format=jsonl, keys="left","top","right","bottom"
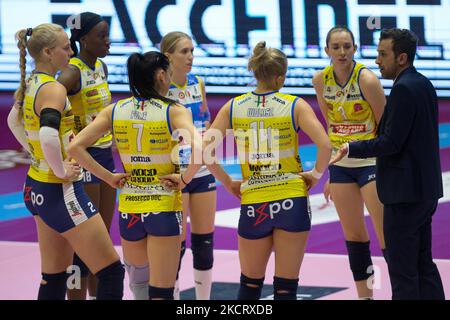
{"left": 123, "top": 182, "right": 167, "bottom": 194}
{"left": 330, "top": 123, "right": 367, "bottom": 135}
{"left": 271, "top": 96, "right": 285, "bottom": 105}
{"left": 246, "top": 108, "right": 274, "bottom": 117}
{"left": 237, "top": 96, "right": 251, "bottom": 105}
{"left": 125, "top": 213, "right": 140, "bottom": 228}
{"left": 192, "top": 94, "right": 202, "bottom": 101}
{"left": 208, "top": 182, "right": 216, "bottom": 189}
{"left": 130, "top": 168, "right": 157, "bottom": 183}
{"left": 150, "top": 138, "right": 168, "bottom": 144}
{"left": 130, "top": 110, "right": 148, "bottom": 120}
{"left": 85, "top": 80, "right": 96, "bottom": 86}
{"left": 249, "top": 163, "right": 281, "bottom": 173}
{"left": 246, "top": 198, "right": 294, "bottom": 226}
{"left": 250, "top": 152, "right": 276, "bottom": 161}
{"left": 149, "top": 99, "right": 163, "bottom": 109}
{"left": 347, "top": 93, "right": 362, "bottom": 101}
{"left": 353, "top": 103, "right": 363, "bottom": 112}
{"left": 67, "top": 200, "right": 83, "bottom": 217}
{"left": 85, "top": 89, "right": 98, "bottom": 97}
{"left": 273, "top": 134, "right": 291, "bottom": 140}
{"left": 324, "top": 95, "right": 335, "bottom": 100}
{"left": 124, "top": 194, "right": 163, "bottom": 201}
{"left": 131, "top": 156, "right": 152, "bottom": 163}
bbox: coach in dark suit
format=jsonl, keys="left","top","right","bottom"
{"left": 331, "top": 28, "right": 445, "bottom": 300}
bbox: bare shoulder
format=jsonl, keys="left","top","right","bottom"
{"left": 39, "top": 81, "right": 67, "bottom": 100}
{"left": 312, "top": 70, "right": 324, "bottom": 86}
{"left": 359, "top": 68, "right": 381, "bottom": 86}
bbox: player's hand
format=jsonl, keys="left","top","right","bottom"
{"left": 160, "top": 174, "right": 186, "bottom": 190}
{"left": 299, "top": 171, "right": 319, "bottom": 190}
{"left": 108, "top": 173, "right": 130, "bottom": 189}
{"left": 62, "top": 157, "right": 81, "bottom": 180}
{"left": 323, "top": 179, "right": 332, "bottom": 202}
{"left": 329, "top": 144, "right": 349, "bottom": 165}
{"left": 225, "top": 180, "right": 241, "bottom": 199}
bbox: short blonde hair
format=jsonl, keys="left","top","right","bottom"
{"left": 248, "top": 41, "right": 287, "bottom": 84}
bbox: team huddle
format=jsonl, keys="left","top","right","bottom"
{"left": 7, "top": 11, "right": 444, "bottom": 300}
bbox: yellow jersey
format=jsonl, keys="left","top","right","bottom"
{"left": 69, "top": 57, "right": 112, "bottom": 148}
{"left": 322, "top": 62, "right": 376, "bottom": 167}
{"left": 231, "top": 91, "right": 308, "bottom": 205}
{"left": 113, "top": 97, "right": 181, "bottom": 213}
{"left": 23, "top": 72, "right": 79, "bottom": 183}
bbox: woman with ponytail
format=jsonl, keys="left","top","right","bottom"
{"left": 57, "top": 12, "right": 115, "bottom": 300}
{"left": 160, "top": 31, "right": 216, "bottom": 300}
{"left": 7, "top": 23, "right": 125, "bottom": 300}
{"left": 202, "top": 41, "right": 332, "bottom": 299}
{"left": 68, "top": 51, "right": 206, "bottom": 300}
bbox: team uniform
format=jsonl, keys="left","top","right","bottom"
{"left": 68, "top": 57, "right": 115, "bottom": 184}
{"left": 112, "top": 97, "right": 182, "bottom": 241}
{"left": 167, "top": 74, "right": 216, "bottom": 193}
{"left": 22, "top": 72, "right": 98, "bottom": 232}
{"left": 230, "top": 91, "right": 311, "bottom": 239}
{"left": 322, "top": 62, "right": 377, "bottom": 187}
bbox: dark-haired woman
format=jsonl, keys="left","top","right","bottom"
{"left": 68, "top": 51, "right": 203, "bottom": 300}
{"left": 312, "top": 26, "right": 387, "bottom": 299}
{"left": 57, "top": 12, "right": 115, "bottom": 300}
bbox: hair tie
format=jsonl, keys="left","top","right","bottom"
{"left": 26, "top": 28, "right": 32, "bottom": 37}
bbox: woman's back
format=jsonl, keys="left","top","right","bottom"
{"left": 112, "top": 96, "right": 181, "bottom": 213}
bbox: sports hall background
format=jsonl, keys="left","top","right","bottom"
{"left": 0, "top": 0, "right": 449, "bottom": 299}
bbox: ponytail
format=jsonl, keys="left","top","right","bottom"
{"left": 14, "top": 29, "right": 29, "bottom": 104}
{"left": 127, "top": 51, "right": 176, "bottom": 104}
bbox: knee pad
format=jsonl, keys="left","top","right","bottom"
{"left": 38, "top": 271, "right": 69, "bottom": 300}
{"left": 191, "top": 232, "right": 214, "bottom": 271}
{"left": 72, "top": 253, "right": 89, "bottom": 277}
{"left": 148, "top": 285, "right": 174, "bottom": 300}
{"left": 237, "top": 273, "right": 264, "bottom": 300}
{"left": 124, "top": 261, "right": 149, "bottom": 300}
{"left": 176, "top": 240, "right": 186, "bottom": 280}
{"left": 96, "top": 260, "right": 125, "bottom": 300}
{"left": 345, "top": 241, "right": 374, "bottom": 281}
{"left": 273, "top": 276, "right": 298, "bottom": 300}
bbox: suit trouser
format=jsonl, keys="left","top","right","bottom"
{"left": 384, "top": 200, "right": 445, "bottom": 300}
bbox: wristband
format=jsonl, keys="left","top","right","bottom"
{"left": 180, "top": 174, "right": 188, "bottom": 185}
{"left": 311, "top": 167, "right": 323, "bottom": 180}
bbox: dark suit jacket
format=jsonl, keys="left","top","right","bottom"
{"left": 349, "top": 66, "right": 443, "bottom": 205}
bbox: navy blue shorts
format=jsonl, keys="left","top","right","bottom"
{"left": 182, "top": 174, "right": 216, "bottom": 194}
{"left": 83, "top": 147, "right": 116, "bottom": 184}
{"left": 24, "top": 175, "right": 98, "bottom": 233}
{"left": 119, "top": 211, "right": 183, "bottom": 241}
{"left": 238, "top": 197, "right": 311, "bottom": 240}
{"left": 329, "top": 165, "right": 376, "bottom": 187}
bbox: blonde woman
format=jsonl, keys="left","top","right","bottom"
{"left": 160, "top": 31, "right": 216, "bottom": 300}
{"left": 7, "top": 23, "right": 124, "bottom": 300}
{"left": 204, "top": 41, "right": 331, "bottom": 299}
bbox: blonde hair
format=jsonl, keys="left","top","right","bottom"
{"left": 160, "top": 31, "right": 192, "bottom": 54}
{"left": 14, "top": 23, "right": 64, "bottom": 103}
{"left": 248, "top": 41, "right": 287, "bottom": 86}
